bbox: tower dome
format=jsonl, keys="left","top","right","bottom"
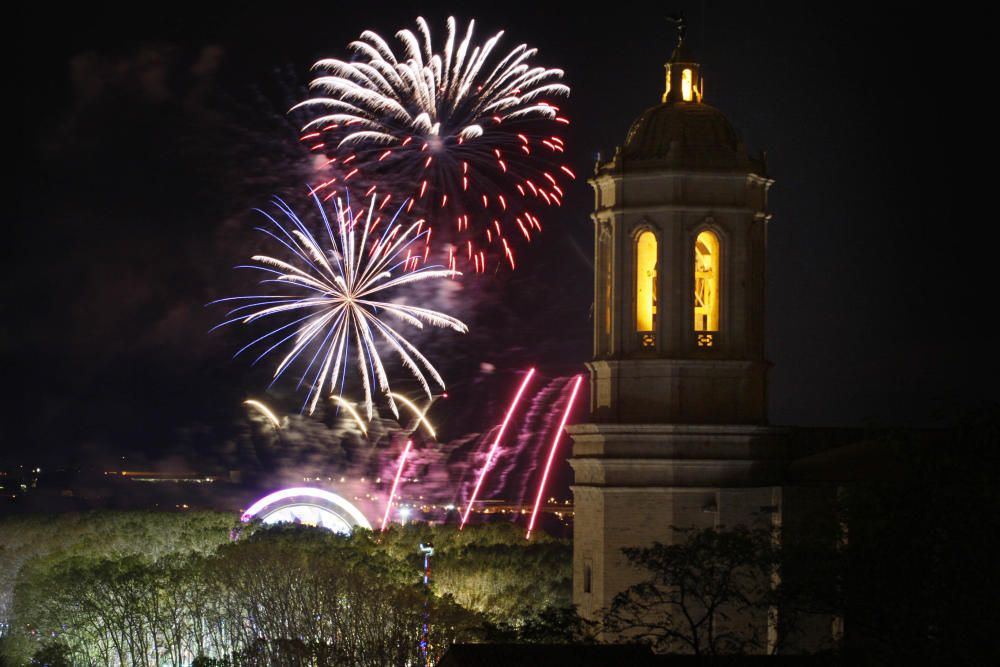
{"left": 621, "top": 102, "right": 747, "bottom": 168}
{"left": 602, "top": 32, "right": 764, "bottom": 173}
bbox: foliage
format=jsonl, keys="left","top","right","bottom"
{"left": 350, "top": 522, "right": 572, "bottom": 623}
{"left": 601, "top": 407, "right": 1000, "bottom": 662}
{"left": 1, "top": 518, "right": 572, "bottom": 666}
{"left": 0, "top": 510, "right": 234, "bottom": 634}
{"left": 30, "top": 641, "right": 72, "bottom": 666}
{"left": 604, "top": 525, "right": 780, "bottom": 656}
{"left": 482, "top": 604, "right": 597, "bottom": 644}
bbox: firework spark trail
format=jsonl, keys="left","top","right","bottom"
{"left": 459, "top": 367, "right": 535, "bottom": 528}
{"left": 243, "top": 399, "right": 282, "bottom": 430}
{"left": 487, "top": 375, "right": 575, "bottom": 507}
{"left": 329, "top": 396, "right": 368, "bottom": 435}
{"left": 389, "top": 392, "right": 437, "bottom": 438}
{"left": 381, "top": 440, "right": 412, "bottom": 530}
{"left": 526, "top": 375, "right": 583, "bottom": 539}
{"left": 238, "top": 376, "right": 582, "bottom": 529}
{"left": 212, "top": 193, "right": 468, "bottom": 419}
{"left": 291, "top": 16, "right": 575, "bottom": 272}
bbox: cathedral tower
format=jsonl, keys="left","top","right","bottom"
{"left": 569, "top": 29, "right": 785, "bottom": 631}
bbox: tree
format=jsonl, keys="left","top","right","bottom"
{"left": 481, "top": 604, "right": 597, "bottom": 644}
{"left": 604, "top": 525, "right": 779, "bottom": 656}
{"left": 30, "top": 641, "right": 72, "bottom": 666}
{"left": 3, "top": 520, "right": 570, "bottom": 665}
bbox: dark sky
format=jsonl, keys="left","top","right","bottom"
{"left": 7, "top": 2, "right": 984, "bottom": 470}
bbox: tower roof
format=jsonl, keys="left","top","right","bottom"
{"left": 603, "top": 100, "right": 763, "bottom": 173}
{"left": 597, "top": 23, "right": 765, "bottom": 175}
{"left": 623, "top": 102, "right": 738, "bottom": 160}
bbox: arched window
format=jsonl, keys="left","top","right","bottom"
{"left": 636, "top": 231, "right": 658, "bottom": 332}
{"left": 694, "top": 230, "right": 720, "bottom": 331}
{"left": 681, "top": 68, "right": 694, "bottom": 101}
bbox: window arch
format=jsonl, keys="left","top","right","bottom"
{"left": 636, "top": 231, "right": 658, "bottom": 332}
{"left": 694, "top": 230, "right": 720, "bottom": 331}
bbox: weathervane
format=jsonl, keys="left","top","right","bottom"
{"left": 666, "top": 12, "right": 686, "bottom": 49}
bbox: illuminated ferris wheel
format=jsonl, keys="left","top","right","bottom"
{"left": 239, "top": 487, "right": 373, "bottom": 535}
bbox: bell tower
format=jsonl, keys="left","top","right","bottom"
{"left": 569, "top": 24, "right": 785, "bottom": 634}
{"left": 589, "top": 34, "right": 771, "bottom": 425}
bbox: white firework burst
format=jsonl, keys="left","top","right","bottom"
{"left": 289, "top": 16, "right": 574, "bottom": 272}
{"left": 213, "top": 193, "right": 468, "bottom": 420}
{"left": 295, "top": 16, "right": 569, "bottom": 144}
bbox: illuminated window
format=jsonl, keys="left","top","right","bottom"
{"left": 682, "top": 68, "right": 694, "bottom": 101}
{"left": 636, "top": 231, "right": 657, "bottom": 332}
{"left": 694, "top": 230, "right": 720, "bottom": 331}
{"left": 662, "top": 67, "right": 672, "bottom": 102}
{"left": 603, "top": 240, "right": 612, "bottom": 341}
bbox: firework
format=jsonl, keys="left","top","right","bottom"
{"left": 330, "top": 396, "right": 368, "bottom": 435}
{"left": 381, "top": 440, "right": 413, "bottom": 530}
{"left": 212, "top": 194, "right": 468, "bottom": 419}
{"left": 526, "top": 374, "right": 582, "bottom": 539}
{"left": 292, "top": 16, "right": 575, "bottom": 272}
{"left": 243, "top": 399, "right": 283, "bottom": 430}
{"left": 460, "top": 367, "right": 536, "bottom": 528}
{"left": 389, "top": 392, "right": 437, "bottom": 438}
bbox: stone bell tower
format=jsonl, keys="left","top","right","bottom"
{"left": 568, "top": 26, "right": 785, "bottom": 630}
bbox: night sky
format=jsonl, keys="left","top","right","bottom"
{"left": 8, "top": 2, "right": 981, "bottom": 473}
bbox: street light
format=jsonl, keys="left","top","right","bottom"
{"left": 418, "top": 543, "right": 434, "bottom": 666}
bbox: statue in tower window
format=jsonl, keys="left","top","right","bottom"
{"left": 636, "top": 231, "right": 658, "bottom": 333}
{"left": 694, "top": 231, "right": 720, "bottom": 332}
{"left": 643, "top": 260, "right": 658, "bottom": 330}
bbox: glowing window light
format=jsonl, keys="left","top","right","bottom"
{"left": 603, "top": 240, "right": 612, "bottom": 341}
{"left": 694, "top": 230, "right": 720, "bottom": 332}
{"left": 682, "top": 68, "right": 694, "bottom": 101}
{"left": 636, "top": 231, "right": 658, "bottom": 332}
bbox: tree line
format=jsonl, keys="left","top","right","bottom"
{"left": 0, "top": 519, "right": 571, "bottom": 666}
{"left": 2, "top": 409, "right": 995, "bottom": 664}
{"left": 604, "top": 408, "right": 1000, "bottom": 663}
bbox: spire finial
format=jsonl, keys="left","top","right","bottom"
{"left": 662, "top": 12, "right": 703, "bottom": 104}
{"left": 666, "top": 12, "right": 686, "bottom": 50}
